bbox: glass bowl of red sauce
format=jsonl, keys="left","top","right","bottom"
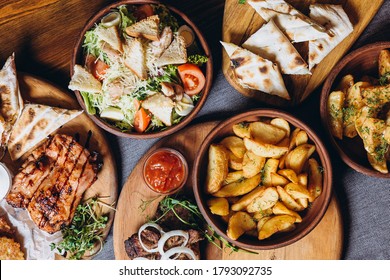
{"left": 143, "top": 148, "right": 188, "bottom": 195}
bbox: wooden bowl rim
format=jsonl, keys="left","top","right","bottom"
{"left": 192, "top": 109, "right": 333, "bottom": 250}
{"left": 320, "top": 41, "right": 390, "bottom": 179}
{"left": 70, "top": 0, "right": 213, "bottom": 139}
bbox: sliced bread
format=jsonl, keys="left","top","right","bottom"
{"left": 141, "top": 92, "right": 174, "bottom": 126}
{"left": 123, "top": 38, "right": 147, "bottom": 80}
{"left": 95, "top": 25, "right": 123, "bottom": 52}
{"left": 68, "top": 65, "right": 102, "bottom": 93}
{"left": 155, "top": 35, "right": 187, "bottom": 67}
{"left": 126, "top": 15, "right": 160, "bottom": 41}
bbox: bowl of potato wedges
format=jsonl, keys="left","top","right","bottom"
{"left": 320, "top": 41, "right": 390, "bottom": 178}
{"left": 192, "top": 109, "right": 332, "bottom": 250}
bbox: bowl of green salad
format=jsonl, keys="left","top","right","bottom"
{"left": 69, "top": 0, "right": 212, "bottom": 138}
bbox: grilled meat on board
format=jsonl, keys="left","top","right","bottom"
{"left": 6, "top": 134, "right": 101, "bottom": 234}
{"left": 124, "top": 202, "right": 204, "bottom": 260}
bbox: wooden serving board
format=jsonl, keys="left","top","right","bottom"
{"left": 222, "top": 0, "right": 384, "bottom": 107}
{"left": 113, "top": 121, "right": 343, "bottom": 260}
{"left": 1, "top": 74, "right": 118, "bottom": 259}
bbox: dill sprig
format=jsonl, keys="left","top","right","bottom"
{"left": 152, "top": 196, "right": 257, "bottom": 255}
{"left": 50, "top": 196, "right": 112, "bottom": 260}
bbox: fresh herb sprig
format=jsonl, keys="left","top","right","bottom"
{"left": 379, "top": 71, "right": 390, "bottom": 86}
{"left": 188, "top": 55, "right": 209, "bottom": 66}
{"left": 152, "top": 196, "right": 257, "bottom": 255}
{"left": 239, "top": 0, "right": 246, "bottom": 4}
{"left": 50, "top": 196, "right": 113, "bottom": 260}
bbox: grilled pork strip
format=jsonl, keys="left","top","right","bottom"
{"left": 5, "top": 134, "right": 101, "bottom": 234}
{"left": 124, "top": 228, "right": 203, "bottom": 260}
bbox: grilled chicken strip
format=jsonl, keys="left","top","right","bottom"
{"left": 6, "top": 134, "right": 101, "bottom": 234}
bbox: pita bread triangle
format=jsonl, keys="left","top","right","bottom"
{"left": 7, "top": 104, "right": 82, "bottom": 161}
{"left": 221, "top": 42, "right": 290, "bottom": 100}
{"left": 308, "top": 4, "right": 353, "bottom": 70}
{"left": 242, "top": 19, "right": 310, "bottom": 75}
{"left": 247, "top": 0, "right": 329, "bottom": 43}
{"left": 0, "top": 53, "right": 24, "bottom": 155}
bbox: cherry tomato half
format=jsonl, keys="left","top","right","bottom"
{"left": 177, "top": 63, "right": 206, "bottom": 96}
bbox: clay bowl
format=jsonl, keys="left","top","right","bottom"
{"left": 320, "top": 41, "right": 390, "bottom": 178}
{"left": 70, "top": 0, "right": 212, "bottom": 139}
{"left": 193, "top": 109, "right": 333, "bottom": 250}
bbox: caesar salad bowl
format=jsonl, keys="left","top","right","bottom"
{"left": 70, "top": 0, "right": 212, "bottom": 138}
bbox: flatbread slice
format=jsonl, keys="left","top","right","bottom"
{"left": 221, "top": 42, "right": 289, "bottom": 100}
{"left": 247, "top": 0, "right": 329, "bottom": 43}
{"left": 7, "top": 104, "right": 82, "bottom": 161}
{"left": 308, "top": 4, "right": 353, "bottom": 70}
{"left": 0, "top": 53, "right": 24, "bottom": 155}
{"left": 242, "top": 19, "right": 310, "bottom": 75}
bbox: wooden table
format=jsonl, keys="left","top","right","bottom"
{"left": 0, "top": 0, "right": 224, "bottom": 90}
{"left": 1, "top": 0, "right": 389, "bottom": 260}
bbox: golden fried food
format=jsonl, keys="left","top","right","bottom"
{"left": 0, "top": 236, "right": 24, "bottom": 260}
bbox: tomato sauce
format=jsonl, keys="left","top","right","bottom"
{"left": 144, "top": 149, "right": 187, "bottom": 194}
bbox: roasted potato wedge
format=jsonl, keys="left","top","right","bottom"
{"left": 272, "top": 202, "right": 302, "bottom": 223}
{"left": 295, "top": 130, "right": 308, "bottom": 146}
{"left": 285, "top": 183, "right": 313, "bottom": 201}
{"left": 336, "top": 74, "right": 354, "bottom": 93}
{"left": 297, "top": 173, "right": 309, "bottom": 208}
{"left": 224, "top": 171, "right": 244, "bottom": 185}
{"left": 253, "top": 208, "right": 273, "bottom": 221}
{"left": 285, "top": 144, "right": 316, "bottom": 174}
{"left": 258, "top": 215, "right": 296, "bottom": 240}
{"left": 379, "top": 49, "right": 390, "bottom": 77}
{"left": 227, "top": 212, "right": 256, "bottom": 240}
{"left": 244, "top": 138, "right": 288, "bottom": 159}
{"left": 232, "top": 122, "right": 251, "bottom": 138}
{"left": 206, "top": 144, "right": 229, "bottom": 194}
{"left": 367, "top": 152, "right": 388, "bottom": 174}
{"left": 257, "top": 216, "right": 272, "bottom": 232}
{"left": 271, "top": 172, "right": 290, "bottom": 187}
{"left": 343, "top": 81, "right": 368, "bottom": 138}
{"left": 207, "top": 198, "right": 230, "bottom": 216}
{"left": 213, "top": 173, "right": 261, "bottom": 197}
{"left": 298, "top": 173, "right": 308, "bottom": 187}
{"left": 231, "top": 186, "right": 266, "bottom": 211}
{"left": 308, "top": 158, "right": 323, "bottom": 201}
{"left": 270, "top": 118, "right": 291, "bottom": 137}
{"left": 227, "top": 150, "right": 243, "bottom": 170}
{"left": 362, "top": 84, "right": 390, "bottom": 110}
{"left": 220, "top": 136, "right": 246, "bottom": 158}
{"left": 277, "top": 169, "right": 298, "bottom": 184}
{"left": 242, "top": 151, "right": 265, "bottom": 178}
{"left": 262, "top": 158, "right": 279, "bottom": 187}
{"left": 288, "top": 128, "right": 301, "bottom": 150}
{"left": 276, "top": 186, "right": 304, "bottom": 211}
{"left": 249, "top": 121, "right": 286, "bottom": 144}
{"left": 246, "top": 187, "right": 279, "bottom": 213}
{"left": 328, "top": 90, "right": 345, "bottom": 140}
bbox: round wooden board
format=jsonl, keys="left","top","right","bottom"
{"left": 1, "top": 74, "right": 118, "bottom": 259}
{"left": 222, "top": 0, "right": 384, "bottom": 107}
{"left": 113, "top": 121, "right": 343, "bottom": 260}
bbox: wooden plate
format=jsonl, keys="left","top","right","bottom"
{"left": 222, "top": 0, "right": 384, "bottom": 107}
{"left": 1, "top": 73, "right": 118, "bottom": 259}
{"left": 113, "top": 121, "right": 343, "bottom": 260}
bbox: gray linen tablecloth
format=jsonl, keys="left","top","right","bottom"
{"left": 97, "top": 0, "right": 390, "bottom": 260}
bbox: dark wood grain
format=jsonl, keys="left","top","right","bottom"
{"left": 0, "top": 0, "right": 224, "bottom": 90}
